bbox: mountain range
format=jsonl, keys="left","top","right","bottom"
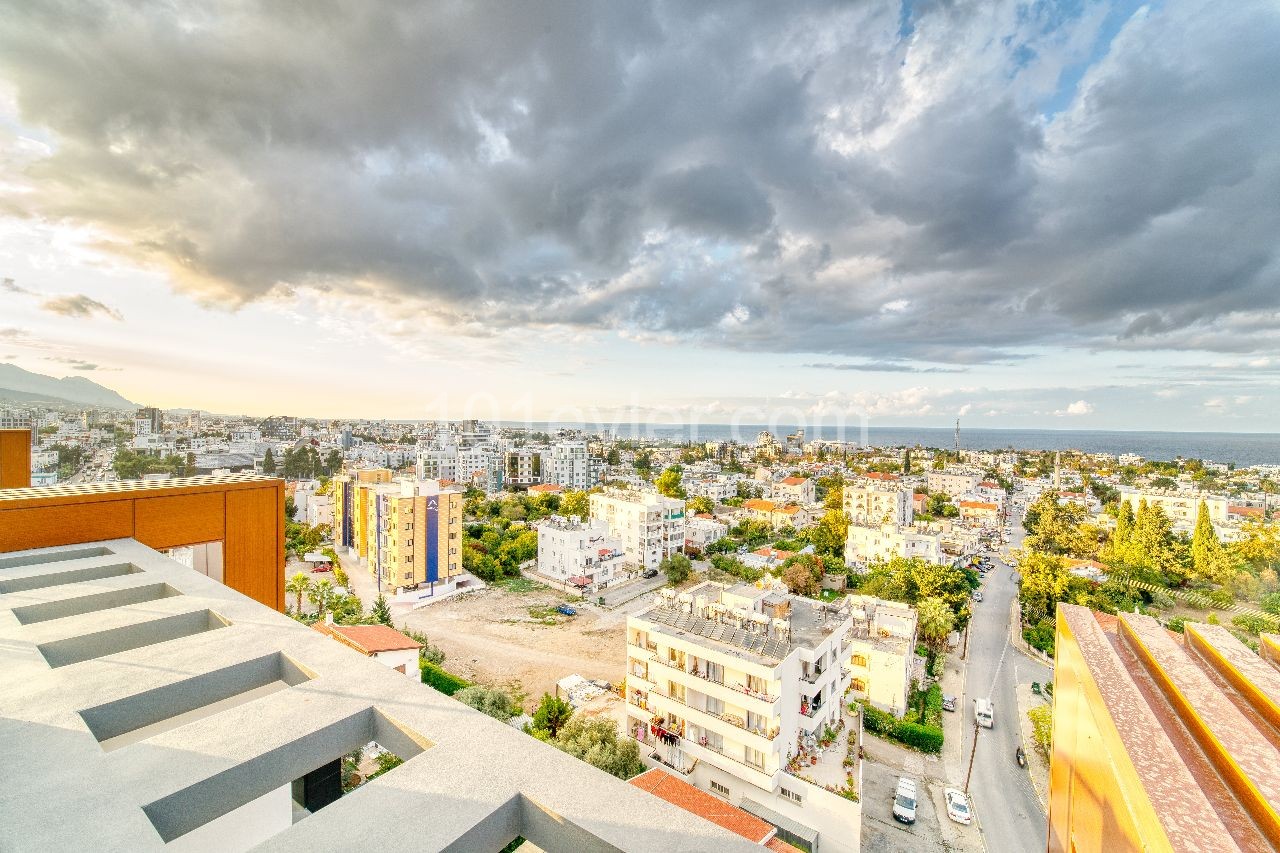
{"left": 0, "top": 363, "right": 138, "bottom": 409}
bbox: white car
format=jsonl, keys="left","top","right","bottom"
{"left": 892, "top": 777, "right": 918, "bottom": 825}
{"left": 973, "top": 590, "right": 983, "bottom": 602}
{"left": 944, "top": 788, "right": 972, "bottom": 825}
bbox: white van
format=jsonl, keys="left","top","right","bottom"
{"left": 975, "top": 698, "right": 994, "bottom": 728}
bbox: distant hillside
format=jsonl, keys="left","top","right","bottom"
{"left": 0, "top": 364, "right": 137, "bottom": 409}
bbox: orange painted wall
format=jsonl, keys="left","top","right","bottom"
{"left": 0, "top": 430, "right": 31, "bottom": 489}
{"left": 0, "top": 476, "right": 285, "bottom": 611}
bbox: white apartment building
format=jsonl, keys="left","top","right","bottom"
{"left": 1119, "top": 487, "right": 1229, "bottom": 528}
{"left": 504, "top": 448, "right": 543, "bottom": 489}
{"left": 626, "top": 583, "right": 861, "bottom": 853}
{"left": 845, "top": 522, "right": 944, "bottom": 568}
{"left": 843, "top": 475, "right": 912, "bottom": 526}
{"left": 687, "top": 476, "right": 741, "bottom": 502}
{"left": 685, "top": 515, "right": 729, "bottom": 551}
{"left": 416, "top": 445, "right": 501, "bottom": 491}
{"left": 535, "top": 515, "right": 625, "bottom": 587}
{"left": 307, "top": 493, "right": 334, "bottom": 528}
{"left": 845, "top": 596, "right": 920, "bottom": 717}
{"left": 927, "top": 471, "right": 980, "bottom": 497}
{"left": 772, "top": 476, "right": 816, "bottom": 506}
{"left": 590, "top": 489, "right": 686, "bottom": 571}
{"left": 546, "top": 440, "right": 598, "bottom": 490}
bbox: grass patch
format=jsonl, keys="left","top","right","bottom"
{"left": 493, "top": 575, "right": 547, "bottom": 594}
{"left": 525, "top": 604, "right": 567, "bottom": 625}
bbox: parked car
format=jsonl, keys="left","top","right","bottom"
{"left": 556, "top": 604, "right": 577, "bottom": 616}
{"left": 892, "top": 777, "right": 918, "bottom": 824}
{"left": 973, "top": 590, "right": 983, "bottom": 602}
{"left": 942, "top": 693, "right": 957, "bottom": 712}
{"left": 944, "top": 788, "right": 972, "bottom": 825}
{"left": 641, "top": 568, "right": 659, "bottom": 579}
{"left": 310, "top": 563, "right": 332, "bottom": 573}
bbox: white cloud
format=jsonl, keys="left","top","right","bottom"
{"left": 1053, "top": 399, "right": 1094, "bottom": 416}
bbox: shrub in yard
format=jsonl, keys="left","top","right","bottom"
{"left": 420, "top": 661, "right": 470, "bottom": 695}
{"left": 1232, "top": 613, "right": 1274, "bottom": 635}
{"left": 1164, "top": 616, "right": 1186, "bottom": 633}
{"left": 893, "top": 721, "right": 943, "bottom": 754}
{"left": 1022, "top": 618, "right": 1056, "bottom": 657}
{"left": 858, "top": 702, "right": 897, "bottom": 737}
{"left": 1028, "top": 705, "right": 1053, "bottom": 759}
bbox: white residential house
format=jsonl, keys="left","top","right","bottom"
{"left": 845, "top": 595, "right": 920, "bottom": 717}
{"left": 535, "top": 515, "right": 625, "bottom": 587}
{"left": 926, "top": 471, "right": 981, "bottom": 498}
{"left": 590, "top": 489, "right": 686, "bottom": 571}
{"left": 772, "top": 476, "right": 816, "bottom": 506}
{"left": 625, "top": 582, "right": 862, "bottom": 853}
{"left": 845, "top": 523, "right": 944, "bottom": 568}
{"left": 1119, "top": 487, "right": 1229, "bottom": 529}
{"left": 843, "top": 475, "right": 912, "bottom": 526}
{"left": 685, "top": 515, "right": 729, "bottom": 552}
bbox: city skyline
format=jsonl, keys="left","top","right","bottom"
{"left": 2, "top": 1, "right": 1278, "bottom": 429}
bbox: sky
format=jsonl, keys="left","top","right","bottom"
{"left": 0, "top": 0, "right": 1277, "bottom": 431}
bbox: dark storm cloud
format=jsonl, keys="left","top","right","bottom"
{"left": 0, "top": 0, "right": 1277, "bottom": 361}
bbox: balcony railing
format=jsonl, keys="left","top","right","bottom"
{"left": 800, "top": 701, "right": 826, "bottom": 718}
{"left": 649, "top": 656, "right": 779, "bottom": 710}
{"left": 681, "top": 738, "right": 779, "bottom": 788}
{"left": 648, "top": 687, "right": 779, "bottom": 742}
{"left": 801, "top": 667, "right": 826, "bottom": 684}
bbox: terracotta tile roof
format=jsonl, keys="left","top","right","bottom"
{"left": 628, "top": 768, "right": 776, "bottom": 845}
{"left": 529, "top": 483, "right": 563, "bottom": 493}
{"left": 864, "top": 471, "right": 899, "bottom": 481}
{"left": 780, "top": 476, "right": 807, "bottom": 486}
{"left": 979, "top": 480, "right": 1000, "bottom": 488}
{"left": 959, "top": 501, "right": 999, "bottom": 510}
{"left": 312, "top": 622, "right": 422, "bottom": 654}
{"left": 1230, "top": 505, "right": 1264, "bottom": 518}
{"left": 743, "top": 498, "right": 776, "bottom": 512}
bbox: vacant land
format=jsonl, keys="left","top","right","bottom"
{"left": 397, "top": 577, "right": 642, "bottom": 708}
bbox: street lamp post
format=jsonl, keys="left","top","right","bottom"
{"left": 964, "top": 719, "right": 980, "bottom": 794}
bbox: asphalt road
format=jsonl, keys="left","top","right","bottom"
{"left": 961, "top": 521, "right": 1051, "bottom": 853}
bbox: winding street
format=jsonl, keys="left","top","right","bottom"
{"left": 961, "top": 522, "right": 1051, "bottom": 853}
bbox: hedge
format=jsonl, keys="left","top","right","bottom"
{"left": 420, "top": 661, "right": 470, "bottom": 695}
{"left": 857, "top": 701, "right": 943, "bottom": 754}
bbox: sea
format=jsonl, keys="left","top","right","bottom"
{"left": 498, "top": 423, "right": 1280, "bottom": 468}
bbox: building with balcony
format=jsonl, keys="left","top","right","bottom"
{"left": 625, "top": 582, "right": 862, "bottom": 853}
{"left": 590, "top": 489, "right": 685, "bottom": 571}
{"left": 843, "top": 476, "right": 911, "bottom": 527}
{"left": 1048, "top": 604, "right": 1280, "bottom": 852}
{"left": 1117, "top": 487, "right": 1229, "bottom": 530}
{"left": 926, "top": 471, "right": 980, "bottom": 498}
{"left": 844, "top": 522, "right": 944, "bottom": 568}
{"left": 771, "top": 476, "right": 815, "bottom": 506}
{"left": 536, "top": 514, "right": 625, "bottom": 588}
{"left": 844, "top": 596, "right": 919, "bottom": 717}
{"left": 547, "top": 440, "right": 599, "bottom": 491}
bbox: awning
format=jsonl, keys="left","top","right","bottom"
{"left": 568, "top": 575, "right": 591, "bottom": 586}
{"left": 738, "top": 798, "right": 819, "bottom": 847}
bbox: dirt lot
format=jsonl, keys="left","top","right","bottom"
{"left": 397, "top": 578, "right": 642, "bottom": 709}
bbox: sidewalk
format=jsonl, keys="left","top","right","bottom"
{"left": 1014, "top": 684, "right": 1050, "bottom": 810}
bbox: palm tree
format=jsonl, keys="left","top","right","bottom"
{"left": 916, "top": 596, "right": 955, "bottom": 654}
{"left": 308, "top": 579, "right": 334, "bottom": 618}
{"left": 286, "top": 572, "right": 312, "bottom": 614}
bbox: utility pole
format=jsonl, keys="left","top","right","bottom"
{"left": 964, "top": 719, "right": 980, "bottom": 793}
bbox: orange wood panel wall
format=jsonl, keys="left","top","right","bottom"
{"left": 0, "top": 476, "right": 285, "bottom": 611}
{"left": 0, "top": 430, "right": 31, "bottom": 489}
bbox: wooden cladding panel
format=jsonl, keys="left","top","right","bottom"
{"left": 0, "top": 501, "right": 134, "bottom": 551}
{"left": 134, "top": 491, "right": 226, "bottom": 551}
{"left": 225, "top": 485, "right": 284, "bottom": 611}
{"left": 0, "top": 430, "right": 30, "bottom": 490}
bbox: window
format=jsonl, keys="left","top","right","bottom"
{"left": 851, "top": 654, "right": 868, "bottom": 668}
{"left": 851, "top": 678, "right": 866, "bottom": 693}
{"left": 710, "top": 780, "right": 730, "bottom": 798}
{"left": 781, "top": 787, "right": 802, "bottom": 804}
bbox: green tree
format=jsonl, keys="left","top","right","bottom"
{"left": 1192, "top": 500, "right": 1231, "bottom": 582}
{"left": 606, "top": 447, "right": 621, "bottom": 466}
{"left": 661, "top": 553, "right": 693, "bottom": 585}
{"left": 916, "top": 596, "right": 955, "bottom": 653}
{"left": 781, "top": 553, "right": 824, "bottom": 597}
{"left": 308, "top": 579, "right": 335, "bottom": 618}
{"left": 560, "top": 490, "right": 589, "bottom": 519}
{"left": 323, "top": 449, "right": 343, "bottom": 476}
{"left": 686, "top": 495, "right": 715, "bottom": 516}
{"left": 552, "top": 717, "right": 645, "bottom": 780}
{"left": 531, "top": 693, "right": 574, "bottom": 740}
{"left": 286, "top": 571, "right": 313, "bottom": 614}
{"left": 453, "top": 686, "right": 519, "bottom": 721}
{"left": 371, "top": 593, "right": 392, "bottom": 626}
{"left": 262, "top": 447, "right": 276, "bottom": 475}
{"left": 806, "top": 509, "right": 850, "bottom": 558}
{"left": 655, "top": 466, "right": 686, "bottom": 499}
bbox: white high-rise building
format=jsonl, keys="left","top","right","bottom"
{"left": 589, "top": 489, "right": 685, "bottom": 570}
{"left": 843, "top": 474, "right": 912, "bottom": 526}
{"left": 547, "top": 440, "right": 598, "bottom": 490}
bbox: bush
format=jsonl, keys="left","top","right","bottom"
{"left": 1232, "top": 613, "right": 1274, "bottom": 635}
{"left": 893, "top": 720, "right": 944, "bottom": 754}
{"left": 1165, "top": 616, "right": 1186, "bottom": 633}
{"left": 859, "top": 702, "right": 897, "bottom": 737}
{"left": 420, "top": 661, "right": 470, "bottom": 695}
{"left": 1028, "top": 705, "right": 1053, "bottom": 759}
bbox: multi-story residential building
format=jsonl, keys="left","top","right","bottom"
{"left": 845, "top": 522, "right": 944, "bottom": 567}
{"left": 535, "top": 514, "right": 625, "bottom": 588}
{"left": 741, "top": 498, "right": 816, "bottom": 530}
{"left": 926, "top": 470, "right": 980, "bottom": 497}
{"left": 844, "top": 596, "right": 919, "bottom": 716}
{"left": 625, "top": 582, "right": 861, "bottom": 853}
{"left": 772, "top": 476, "right": 816, "bottom": 506}
{"left": 416, "top": 445, "right": 502, "bottom": 491}
{"left": 686, "top": 476, "right": 741, "bottom": 502}
{"left": 332, "top": 467, "right": 393, "bottom": 562}
{"left": 958, "top": 500, "right": 1001, "bottom": 526}
{"left": 843, "top": 474, "right": 912, "bottom": 526}
{"left": 1118, "top": 487, "right": 1228, "bottom": 527}
{"left": 1048, "top": 604, "right": 1280, "bottom": 851}
{"left": 358, "top": 479, "right": 465, "bottom": 597}
{"left": 503, "top": 447, "right": 543, "bottom": 489}
{"left": 134, "top": 406, "right": 163, "bottom": 435}
{"left": 546, "top": 440, "right": 598, "bottom": 490}
{"left": 590, "top": 489, "right": 686, "bottom": 571}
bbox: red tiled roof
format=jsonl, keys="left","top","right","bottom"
{"left": 864, "top": 471, "right": 899, "bottom": 480}
{"left": 312, "top": 622, "right": 422, "bottom": 654}
{"left": 628, "top": 768, "right": 777, "bottom": 846}
{"left": 780, "top": 476, "right": 807, "bottom": 486}
{"left": 979, "top": 480, "right": 999, "bottom": 487}
{"left": 529, "top": 483, "right": 563, "bottom": 493}
{"left": 753, "top": 547, "right": 794, "bottom": 559}
{"left": 959, "top": 501, "right": 999, "bottom": 510}
{"left": 1229, "top": 505, "right": 1264, "bottom": 518}
{"left": 743, "top": 498, "right": 776, "bottom": 512}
